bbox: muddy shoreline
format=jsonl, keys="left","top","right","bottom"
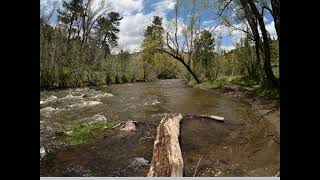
{"left": 198, "top": 83, "right": 280, "bottom": 137}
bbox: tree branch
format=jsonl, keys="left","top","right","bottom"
{"left": 216, "top": 0, "right": 233, "bottom": 18}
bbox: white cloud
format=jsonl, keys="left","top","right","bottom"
{"left": 40, "top": 0, "right": 62, "bottom": 26}
{"left": 113, "top": 0, "right": 178, "bottom": 53}
{"left": 114, "top": 12, "right": 153, "bottom": 53}
{"left": 229, "top": 23, "right": 248, "bottom": 44}
{"left": 110, "top": 0, "right": 143, "bottom": 15}
{"left": 264, "top": 16, "right": 269, "bottom": 23}
{"left": 213, "top": 24, "right": 230, "bottom": 37}
{"left": 152, "top": 0, "right": 176, "bottom": 16}
{"left": 40, "top": 0, "right": 61, "bottom": 15}
{"left": 203, "top": 20, "right": 215, "bottom": 26}
{"left": 221, "top": 45, "right": 236, "bottom": 52}
{"left": 41, "top": 0, "right": 252, "bottom": 53}
{"left": 265, "top": 21, "right": 277, "bottom": 39}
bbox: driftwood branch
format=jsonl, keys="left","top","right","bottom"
{"left": 199, "top": 115, "right": 225, "bottom": 122}
{"left": 184, "top": 114, "right": 225, "bottom": 123}
{"left": 147, "top": 113, "right": 184, "bottom": 177}
{"left": 193, "top": 156, "right": 202, "bottom": 177}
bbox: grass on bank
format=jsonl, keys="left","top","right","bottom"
{"left": 190, "top": 75, "right": 279, "bottom": 99}
{"left": 62, "top": 121, "right": 114, "bottom": 145}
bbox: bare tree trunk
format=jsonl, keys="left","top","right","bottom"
{"left": 147, "top": 113, "right": 184, "bottom": 177}
{"left": 271, "top": 0, "right": 280, "bottom": 79}
{"left": 143, "top": 68, "right": 146, "bottom": 82}
{"left": 67, "top": 16, "right": 74, "bottom": 42}
{"left": 158, "top": 49, "right": 200, "bottom": 83}
{"left": 247, "top": 0, "right": 279, "bottom": 88}
{"left": 239, "top": 0, "right": 262, "bottom": 81}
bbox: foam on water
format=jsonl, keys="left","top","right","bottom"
{"left": 40, "top": 95, "right": 58, "bottom": 104}
{"left": 67, "top": 101, "right": 103, "bottom": 109}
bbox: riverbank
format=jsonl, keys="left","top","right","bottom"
{"left": 191, "top": 78, "right": 280, "bottom": 137}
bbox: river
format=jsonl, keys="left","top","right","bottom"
{"left": 40, "top": 79, "right": 279, "bottom": 177}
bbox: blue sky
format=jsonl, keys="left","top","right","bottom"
{"left": 41, "top": 0, "right": 276, "bottom": 53}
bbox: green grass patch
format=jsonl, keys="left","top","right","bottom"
{"left": 187, "top": 80, "right": 198, "bottom": 86}
{"left": 230, "top": 76, "right": 259, "bottom": 87}
{"left": 217, "top": 75, "right": 242, "bottom": 83}
{"left": 255, "top": 85, "right": 280, "bottom": 99}
{"left": 62, "top": 121, "right": 114, "bottom": 145}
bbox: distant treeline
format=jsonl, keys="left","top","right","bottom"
{"left": 40, "top": 0, "right": 279, "bottom": 91}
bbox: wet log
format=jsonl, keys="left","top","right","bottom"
{"left": 147, "top": 113, "right": 184, "bottom": 177}
{"left": 184, "top": 114, "right": 224, "bottom": 122}
{"left": 199, "top": 115, "right": 224, "bottom": 122}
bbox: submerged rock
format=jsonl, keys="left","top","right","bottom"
{"left": 143, "top": 95, "right": 160, "bottom": 106}
{"left": 129, "top": 157, "right": 149, "bottom": 168}
{"left": 40, "top": 147, "right": 46, "bottom": 160}
{"left": 92, "top": 114, "right": 107, "bottom": 122}
{"left": 40, "top": 107, "right": 58, "bottom": 117}
{"left": 119, "top": 120, "right": 137, "bottom": 131}
{"left": 64, "top": 163, "right": 92, "bottom": 176}
{"left": 80, "top": 114, "right": 107, "bottom": 124}
{"left": 144, "top": 99, "right": 160, "bottom": 106}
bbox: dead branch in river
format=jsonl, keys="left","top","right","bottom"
{"left": 147, "top": 112, "right": 224, "bottom": 177}
{"left": 147, "top": 113, "right": 184, "bottom": 177}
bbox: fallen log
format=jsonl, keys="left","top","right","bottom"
{"left": 184, "top": 114, "right": 225, "bottom": 122}
{"left": 199, "top": 115, "right": 224, "bottom": 122}
{"left": 147, "top": 113, "right": 184, "bottom": 177}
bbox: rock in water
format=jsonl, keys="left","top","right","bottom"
{"left": 40, "top": 147, "right": 46, "bottom": 160}
{"left": 144, "top": 99, "right": 160, "bottom": 106}
{"left": 40, "top": 107, "right": 57, "bottom": 117}
{"left": 81, "top": 114, "right": 107, "bottom": 124}
{"left": 92, "top": 114, "right": 107, "bottom": 122}
{"left": 120, "top": 120, "right": 137, "bottom": 131}
{"left": 40, "top": 95, "right": 58, "bottom": 104}
{"left": 129, "top": 157, "right": 149, "bottom": 168}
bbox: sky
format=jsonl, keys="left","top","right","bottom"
{"left": 40, "top": 0, "right": 277, "bottom": 53}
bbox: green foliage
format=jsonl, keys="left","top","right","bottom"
{"left": 40, "top": 1, "right": 124, "bottom": 90}
{"left": 193, "top": 30, "right": 217, "bottom": 80}
{"left": 141, "top": 16, "right": 181, "bottom": 81}
{"left": 115, "top": 74, "right": 120, "bottom": 84}
{"left": 256, "top": 85, "right": 280, "bottom": 99}
{"left": 96, "top": 12, "right": 123, "bottom": 56}
{"left": 270, "top": 38, "right": 279, "bottom": 79}
{"left": 193, "top": 80, "right": 225, "bottom": 89}
{"left": 62, "top": 121, "right": 113, "bottom": 145}
{"left": 230, "top": 76, "right": 259, "bottom": 87}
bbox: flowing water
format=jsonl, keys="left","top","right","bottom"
{"left": 40, "top": 79, "right": 279, "bottom": 177}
